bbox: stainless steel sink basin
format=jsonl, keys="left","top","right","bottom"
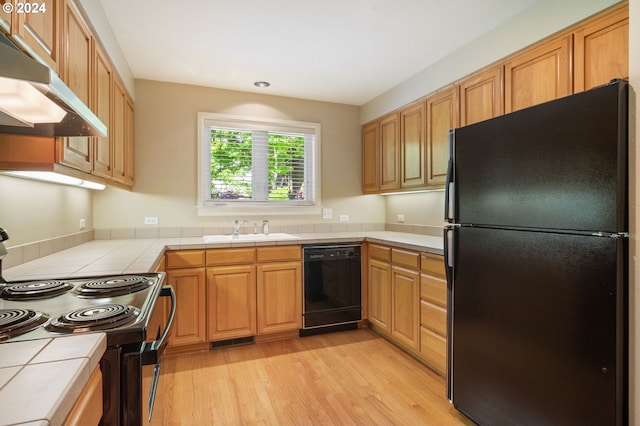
{"left": 203, "top": 233, "right": 300, "bottom": 243}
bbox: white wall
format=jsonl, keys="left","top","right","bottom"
{"left": 0, "top": 175, "right": 93, "bottom": 246}
{"left": 92, "top": 80, "right": 385, "bottom": 230}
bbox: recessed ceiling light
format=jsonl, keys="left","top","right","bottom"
{"left": 254, "top": 81, "right": 270, "bottom": 88}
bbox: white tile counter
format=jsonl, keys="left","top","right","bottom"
{"left": 4, "top": 231, "right": 443, "bottom": 281}
{"left": 0, "top": 333, "right": 106, "bottom": 426}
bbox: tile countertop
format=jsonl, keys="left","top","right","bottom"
{"left": 0, "top": 231, "right": 441, "bottom": 425}
{"left": 0, "top": 333, "right": 106, "bottom": 426}
{"left": 4, "top": 231, "right": 444, "bottom": 281}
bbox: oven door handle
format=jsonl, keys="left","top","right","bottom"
{"left": 141, "top": 285, "right": 176, "bottom": 366}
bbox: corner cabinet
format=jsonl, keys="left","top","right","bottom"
{"left": 362, "top": 112, "right": 400, "bottom": 194}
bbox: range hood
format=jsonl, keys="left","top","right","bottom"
{"left": 0, "top": 31, "right": 107, "bottom": 138}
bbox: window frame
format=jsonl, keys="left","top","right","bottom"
{"left": 196, "top": 112, "right": 322, "bottom": 216}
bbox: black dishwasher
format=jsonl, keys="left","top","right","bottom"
{"left": 301, "top": 243, "right": 362, "bottom": 336}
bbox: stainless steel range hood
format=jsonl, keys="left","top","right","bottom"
{"left": 0, "top": 32, "right": 107, "bottom": 138}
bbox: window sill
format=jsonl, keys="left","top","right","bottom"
{"left": 197, "top": 204, "right": 322, "bottom": 217}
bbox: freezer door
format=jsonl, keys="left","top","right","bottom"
{"left": 451, "top": 80, "right": 627, "bottom": 233}
{"left": 449, "top": 226, "right": 627, "bottom": 426}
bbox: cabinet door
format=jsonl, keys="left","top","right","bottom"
{"left": 573, "top": 4, "right": 628, "bottom": 92}
{"left": 504, "top": 35, "right": 572, "bottom": 113}
{"left": 58, "top": 0, "right": 92, "bottom": 172}
{"left": 368, "top": 257, "right": 391, "bottom": 334}
{"left": 92, "top": 41, "right": 112, "bottom": 179}
{"left": 391, "top": 265, "right": 420, "bottom": 351}
{"left": 112, "top": 78, "right": 127, "bottom": 184}
{"left": 380, "top": 112, "right": 400, "bottom": 191}
{"left": 362, "top": 121, "right": 379, "bottom": 193}
{"left": 426, "top": 86, "right": 458, "bottom": 187}
{"left": 124, "top": 96, "right": 135, "bottom": 185}
{"left": 15, "top": 0, "right": 61, "bottom": 72}
{"left": 207, "top": 265, "right": 256, "bottom": 341}
{"left": 256, "top": 262, "right": 302, "bottom": 335}
{"left": 460, "top": 66, "right": 504, "bottom": 126}
{"left": 166, "top": 268, "right": 206, "bottom": 346}
{"left": 400, "top": 101, "right": 426, "bottom": 188}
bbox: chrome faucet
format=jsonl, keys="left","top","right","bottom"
{"left": 263, "top": 220, "right": 269, "bottom": 235}
{"left": 232, "top": 219, "right": 248, "bottom": 238}
{"left": 0, "top": 228, "right": 9, "bottom": 283}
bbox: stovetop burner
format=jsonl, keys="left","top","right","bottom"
{"left": 1, "top": 280, "right": 74, "bottom": 300}
{"left": 73, "top": 275, "right": 152, "bottom": 298}
{"left": 0, "top": 308, "right": 49, "bottom": 340}
{"left": 46, "top": 303, "right": 140, "bottom": 333}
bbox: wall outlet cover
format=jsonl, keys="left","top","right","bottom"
{"left": 322, "top": 208, "right": 333, "bottom": 219}
{"left": 339, "top": 215, "right": 349, "bottom": 222}
{"left": 144, "top": 217, "right": 159, "bottom": 225}
{"left": 397, "top": 214, "right": 405, "bottom": 223}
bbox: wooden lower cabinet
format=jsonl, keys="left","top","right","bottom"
{"left": 165, "top": 246, "right": 302, "bottom": 348}
{"left": 367, "top": 243, "right": 448, "bottom": 376}
{"left": 368, "top": 258, "right": 391, "bottom": 334}
{"left": 391, "top": 265, "right": 420, "bottom": 351}
{"left": 207, "top": 265, "right": 256, "bottom": 341}
{"left": 63, "top": 365, "right": 102, "bottom": 426}
{"left": 257, "top": 261, "right": 302, "bottom": 335}
{"left": 419, "top": 253, "right": 448, "bottom": 375}
{"left": 166, "top": 268, "right": 207, "bottom": 347}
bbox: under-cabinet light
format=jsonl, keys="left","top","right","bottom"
{"left": 0, "top": 76, "right": 67, "bottom": 125}
{"left": 2, "top": 171, "right": 106, "bottom": 190}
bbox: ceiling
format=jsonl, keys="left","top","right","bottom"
{"left": 99, "top": 0, "right": 538, "bottom": 106}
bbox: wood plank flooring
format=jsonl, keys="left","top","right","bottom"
{"left": 153, "top": 328, "right": 475, "bottom": 425}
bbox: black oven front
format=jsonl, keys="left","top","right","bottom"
{"left": 301, "top": 243, "right": 362, "bottom": 336}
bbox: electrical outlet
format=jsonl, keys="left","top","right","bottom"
{"left": 322, "top": 208, "right": 333, "bottom": 219}
{"left": 144, "top": 217, "right": 159, "bottom": 225}
{"left": 339, "top": 215, "right": 349, "bottom": 222}
{"left": 79, "top": 219, "right": 86, "bottom": 229}
{"left": 397, "top": 214, "right": 405, "bottom": 223}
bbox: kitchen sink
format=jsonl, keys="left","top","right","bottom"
{"left": 203, "top": 233, "right": 300, "bottom": 243}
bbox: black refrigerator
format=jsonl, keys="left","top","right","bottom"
{"left": 444, "top": 79, "right": 628, "bottom": 426}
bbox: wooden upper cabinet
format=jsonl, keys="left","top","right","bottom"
{"left": 92, "top": 41, "right": 112, "bottom": 179}
{"left": 573, "top": 3, "right": 628, "bottom": 92}
{"left": 15, "top": 0, "right": 61, "bottom": 72}
{"left": 460, "top": 65, "right": 504, "bottom": 126}
{"left": 58, "top": 0, "right": 93, "bottom": 172}
{"left": 380, "top": 112, "right": 400, "bottom": 191}
{"left": 504, "top": 35, "right": 572, "bottom": 113}
{"left": 0, "top": 0, "right": 14, "bottom": 32}
{"left": 124, "top": 95, "right": 134, "bottom": 185}
{"left": 400, "top": 101, "right": 426, "bottom": 188}
{"left": 426, "top": 86, "right": 458, "bottom": 187}
{"left": 362, "top": 120, "right": 379, "bottom": 193}
{"left": 112, "top": 77, "right": 128, "bottom": 184}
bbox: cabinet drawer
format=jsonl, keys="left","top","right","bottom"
{"left": 206, "top": 248, "right": 256, "bottom": 266}
{"left": 392, "top": 248, "right": 420, "bottom": 269}
{"left": 420, "top": 326, "right": 446, "bottom": 376}
{"left": 421, "top": 274, "right": 447, "bottom": 307}
{"left": 421, "top": 253, "right": 445, "bottom": 276}
{"left": 256, "top": 245, "right": 301, "bottom": 263}
{"left": 165, "top": 250, "right": 205, "bottom": 269}
{"left": 369, "top": 243, "right": 391, "bottom": 262}
{"left": 421, "top": 300, "right": 446, "bottom": 336}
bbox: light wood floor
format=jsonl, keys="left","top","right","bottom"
{"left": 154, "top": 328, "right": 475, "bottom": 425}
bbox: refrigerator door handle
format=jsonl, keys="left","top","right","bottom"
{"left": 444, "top": 225, "right": 457, "bottom": 280}
{"left": 445, "top": 130, "right": 455, "bottom": 222}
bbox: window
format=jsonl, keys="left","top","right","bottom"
{"left": 197, "top": 113, "right": 321, "bottom": 215}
